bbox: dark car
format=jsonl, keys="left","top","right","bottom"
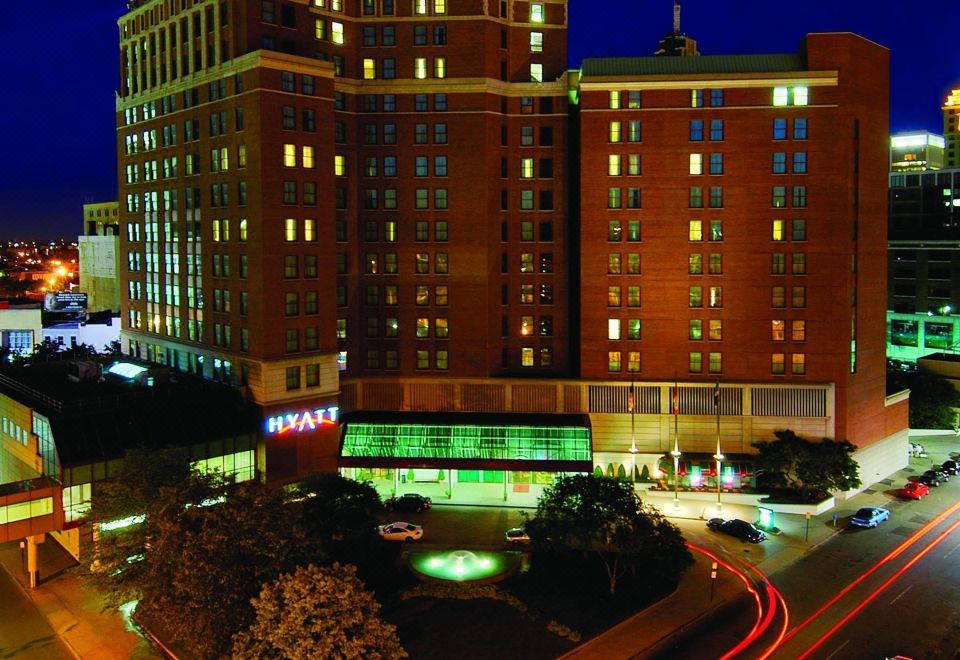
{"left": 943, "top": 460, "right": 958, "bottom": 476}
{"left": 706, "top": 518, "right": 766, "bottom": 543}
{"left": 930, "top": 466, "right": 951, "bottom": 481}
{"left": 385, "top": 493, "right": 433, "bottom": 513}
{"left": 919, "top": 471, "right": 942, "bottom": 487}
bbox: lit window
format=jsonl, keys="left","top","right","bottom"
{"left": 435, "top": 57, "right": 447, "bottom": 79}
{"left": 530, "top": 31, "right": 543, "bottom": 53}
{"left": 609, "top": 121, "right": 621, "bottom": 142}
{"left": 771, "top": 320, "right": 785, "bottom": 341}
{"left": 689, "top": 351, "right": 702, "bottom": 373}
{"left": 283, "top": 143, "right": 296, "bottom": 167}
{"left": 792, "top": 320, "right": 806, "bottom": 342}
{"left": 332, "top": 22, "right": 344, "bottom": 44}
{"left": 522, "top": 347, "right": 534, "bottom": 366}
{"left": 689, "top": 253, "right": 702, "bottom": 275}
{"left": 434, "top": 0, "right": 446, "bottom": 14}
{"left": 709, "top": 352, "right": 722, "bottom": 374}
{"left": 689, "top": 320, "right": 702, "bottom": 340}
{"left": 608, "top": 154, "right": 621, "bottom": 176}
{"left": 304, "top": 218, "right": 317, "bottom": 241}
{"left": 689, "top": 286, "right": 702, "bottom": 308}
{"left": 608, "top": 351, "right": 621, "bottom": 372}
{"left": 792, "top": 353, "right": 806, "bottom": 374}
{"left": 302, "top": 145, "right": 315, "bottom": 168}
{"left": 530, "top": 2, "right": 544, "bottom": 23}
{"left": 315, "top": 18, "right": 326, "bottom": 40}
{"left": 530, "top": 63, "right": 543, "bottom": 83}
{"left": 709, "top": 320, "right": 722, "bottom": 341}
{"left": 773, "top": 86, "right": 789, "bottom": 106}
{"left": 689, "top": 153, "right": 703, "bottom": 175}
{"left": 689, "top": 220, "right": 703, "bottom": 241}
{"left": 417, "top": 318, "right": 430, "bottom": 338}
{"left": 521, "top": 316, "right": 534, "bottom": 336}
{"left": 414, "top": 0, "right": 427, "bottom": 14}
{"left": 772, "top": 219, "right": 785, "bottom": 241}
{"left": 334, "top": 154, "right": 345, "bottom": 176}
{"left": 415, "top": 58, "right": 427, "bottom": 79}
{"left": 628, "top": 352, "right": 641, "bottom": 372}
{"left": 608, "top": 319, "right": 621, "bottom": 340}
{"left": 793, "top": 86, "right": 808, "bottom": 106}
{"left": 363, "top": 59, "right": 376, "bottom": 79}
{"left": 521, "top": 158, "right": 534, "bottom": 178}
{"left": 772, "top": 353, "right": 785, "bottom": 374}
{"left": 284, "top": 218, "right": 297, "bottom": 241}
{"left": 609, "top": 91, "right": 621, "bottom": 109}
{"left": 709, "top": 286, "right": 722, "bottom": 308}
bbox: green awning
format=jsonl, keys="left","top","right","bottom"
{"left": 339, "top": 412, "right": 592, "bottom": 472}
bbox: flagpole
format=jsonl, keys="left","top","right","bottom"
{"left": 671, "top": 375, "right": 681, "bottom": 508}
{"left": 629, "top": 380, "right": 638, "bottom": 485}
{"left": 713, "top": 378, "right": 724, "bottom": 512}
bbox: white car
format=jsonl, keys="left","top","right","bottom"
{"left": 504, "top": 527, "right": 531, "bottom": 545}
{"left": 377, "top": 522, "right": 423, "bottom": 542}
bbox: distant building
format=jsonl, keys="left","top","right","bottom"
{"left": 944, "top": 89, "right": 960, "bottom": 168}
{"left": 0, "top": 302, "right": 41, "bottom": 355}
{"left": 654, "top": 1, "right": 699, "bottom": 57}
{"left": 42, "top": 311, "right": 121, "bottom": 353}
{"left": 890, "top": 131, "right": 944, "bottom": 172}
{"left": 78, "top": 202, "right": 120, "bottom": 314}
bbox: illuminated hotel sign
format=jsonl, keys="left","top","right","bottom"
{"left": 266, "top": 406, "right": 340, "bottom": 435}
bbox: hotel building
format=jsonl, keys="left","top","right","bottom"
{"left": 112, "top": 0, "right": 906, "bottom": 503}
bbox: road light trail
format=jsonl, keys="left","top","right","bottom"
{"left": 797, "top": 517, "right": 960, "bottom": 659}
{"left": 782, "top": 499, "right": 960, "bottom": 645}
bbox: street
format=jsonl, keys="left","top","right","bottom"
{"left": 0, "top": 564, "right": 73, "bottom": 659}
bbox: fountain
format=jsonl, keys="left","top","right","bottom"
{"left": 408, "top": 548, "right": 520, "bottom": 583}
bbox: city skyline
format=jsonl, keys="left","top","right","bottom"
{"left": 0, "top": 0, "right": 958, "bottom": 239}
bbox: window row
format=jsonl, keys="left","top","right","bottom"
{"left": 607, "top": 318, "right": 642, "bottom": 340}
{"left": 357, "top": 123, "right": 448, "bottom": 145}
{"left": 502, "top": 252, "right": 554, "bottom": 274}
{"left": 607, "top": 286, "right": 642, "bottom": 307}
{"left": 607, "top": 154, "right": 643, "bottom": 176}
{"left": 606, "top": 253, "right": 642, "bottom": 275}
{"left": 283, "top": 362, "right": 325, "bottom": 392}
{"left": 607, "top": 351, "right": 643, "bottom": 373}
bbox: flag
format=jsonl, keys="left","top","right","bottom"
{"left": 672, "top": 381, "right": 679, "bottom": 416}
{"left": 628, "top": 382, "right": 635, "bottom": 413}
{"left": 713, "top": 380, "right": 720, "bottom": 409}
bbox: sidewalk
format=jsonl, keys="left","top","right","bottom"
{"left": 559, "top": 547, "right": 745, "bottom": 660}
{"left": 0, "top": 537, "right": 160, "bottom": 660}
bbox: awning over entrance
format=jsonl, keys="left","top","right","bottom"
{"left": 339, "top": 411, "right": 592, "bottom": 472}
{"left": 657, "top": 453, "right": 755, "bottom": 477}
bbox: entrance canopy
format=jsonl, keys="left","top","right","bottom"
{"left": 339, "top": 411, "right": 592, "bottom": 472}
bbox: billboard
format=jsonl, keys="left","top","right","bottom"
{"left": 43, "top": 292, "right": 88, "bottom": 321}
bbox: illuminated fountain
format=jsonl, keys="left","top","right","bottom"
{"left": 408, "top": 549, "right": 520, "bottom": 583}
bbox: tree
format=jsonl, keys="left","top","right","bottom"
{"left": 103, "top": 339, "right": 122, "bottom": 355}
{"left": 526, "top": 474, "right": 691, "bottom": 595}
{"left": 82, "top": 452, "right": 325, "bottom": 657}
{"left": 80, "top": 447, "right": 213, "bottom": 607}
{"left": 753, "top": 430, "right": 861, "bottom": 501}
{"left": 888, "top": 370, "right": 960, "bottom": 429}
{"left": 232, "top": 563, "right": 407, "bottom": 660}
{"left": 138, "top": 481, "right": 324, "bottom": 657}
{"left": 31, "top": 338, "right": 63, "bottom": 361}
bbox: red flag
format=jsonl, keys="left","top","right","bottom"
{"left": 672, "top": 382, "right": 679, "bottom": 415}
{"left": 628, "top": 382, "right": 635, "bottom": 413}
{"left": 714, "top": 380, "right": 721, "bottom": 409}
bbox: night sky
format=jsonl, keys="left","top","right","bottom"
{"left": 1, "top": 1, "right": 957, "bottom": 239}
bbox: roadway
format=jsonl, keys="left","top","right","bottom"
{"left": 0, "top": 563, "right": 73, "bottom": 659}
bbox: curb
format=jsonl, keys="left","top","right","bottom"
{"left": 0, "top": 559, "right": 82, "bottom": 660}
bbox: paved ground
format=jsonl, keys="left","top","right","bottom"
{"left": 0, "top": 560, "right": 73, "bottom": 659}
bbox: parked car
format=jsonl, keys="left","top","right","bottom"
{"left": 706, "top": 518, "right": 766, "bottom": 543}
{"left": 943, "top": 459, "right": 958, "bottom": 476}
{"left": 385, "top": 493, "right": 433, "bottom": 513}
{"left": 929, "top": 466, "right": 950, "bottom": 481}
{"left": 920, "top": 471, "right": 943, "bottom": 487}
{"left": 900, "top": 481, "right": 929, "bottom": 500}
{"left": 504, "top": 527, "right": 530, "bottom": 545}
{"left": 850, "top": 507, "right": 890, "bottom": 528}
{"left": 377, "top": 522, "right": 423, "bottom": 542}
